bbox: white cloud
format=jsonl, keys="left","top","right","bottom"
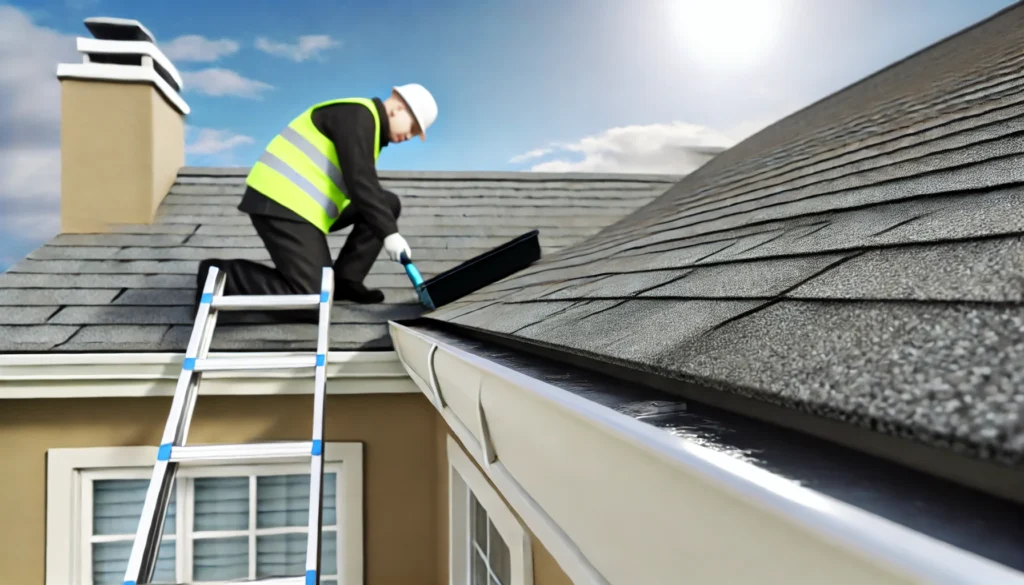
{"left": 181, "top": 68, "right": 274, "bottom": 98}
{"left": 0, "top": 5, "right": 78, "bottom": 249}
{"left": 162, "top": 35, "right": 240, "bottom": 63}
{"left": 508, "top": 147, "right": 553, "bottom": 164}
{"left": 513, "top": 121, "right": 736, "bottom": 174}
{"left": 255, "top": 35, "right": 340, "bottom": 62}
{"left": 185, "top": 126, "right": 255, "bottom": 155}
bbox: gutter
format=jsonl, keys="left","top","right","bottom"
{"left": 0, "top": 351, "right": 416, "bottom": 399}
{"left": 388, "top": 320, "right": 1024, "bottom": 585}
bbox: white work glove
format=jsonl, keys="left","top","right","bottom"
{"left": 384, "top": 233, "right": 412, "bottom": 263}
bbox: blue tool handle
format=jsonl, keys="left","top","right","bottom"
{"left": 400, "top": 252, "right": 425, "bottom": 288}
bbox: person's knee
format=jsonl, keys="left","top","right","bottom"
{"left": 384, "top": 189, "right": 402, "bottom": 219}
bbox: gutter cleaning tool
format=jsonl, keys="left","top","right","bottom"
{"left": 401, "top": 229, "right": 541, "bottom": 310}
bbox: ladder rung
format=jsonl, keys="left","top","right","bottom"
{"left": 174, "top": 577, "right": 305, "bottom": 584}
{"left": 194, "top": 355, "right": 318, "bottom": 371}
{"left": 211, "top": 293, "right": 323, "bottom": 311}
{"left": 170, "top": 442, "right": 313, "bottom": 463}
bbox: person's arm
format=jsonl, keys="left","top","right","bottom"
{"left": 314, "top": 103, "right": 398, "bottom": 240}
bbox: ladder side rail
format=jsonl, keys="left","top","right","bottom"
{"left": 179, "top": 268, "right": 225, "bottom": 445}
{"left": 304, "top": 267, "right": 333, "bottom": 585}
{"left": 122, "top": 267, "right": 224, "bottom": 585}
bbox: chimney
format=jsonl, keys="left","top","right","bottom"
{"left": 56, "top": 17, "right": 189, "bottom": 234}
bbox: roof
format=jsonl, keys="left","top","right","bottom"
{"left": 426, "top": 3, "right": 1024, "bottom": 468}
{"left": 0, "top": 168, "right": 678, "bottom": 353}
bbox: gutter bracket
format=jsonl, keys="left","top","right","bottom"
{"left": 426, "top": 344, "right": 447, "bottom": 411}
{"left": 476, "top": 376, "right": 497, "bottom": 467}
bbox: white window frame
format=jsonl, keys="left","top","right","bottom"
{"left": 447, "top": 435, "right": 533, "bottom": 585}
{"left": 46, "top": 443, "right": 363, "bottom": 585}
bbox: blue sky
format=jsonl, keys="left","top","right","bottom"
{"left": 0, "top": 0, "right": 1017, "bottom": 271}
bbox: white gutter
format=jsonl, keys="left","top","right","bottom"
{"left": 0, "top": 351, "right": 417, "bottom": 399}
{"left": 388, "top": 321, "right": 1024, "bottom": 585}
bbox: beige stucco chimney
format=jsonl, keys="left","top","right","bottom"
{"left": 56, "top": 17, "right": 189, "bottom": 234}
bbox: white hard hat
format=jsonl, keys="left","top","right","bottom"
{"left": 392, "top": 83, "right": 437, "bottom": 140}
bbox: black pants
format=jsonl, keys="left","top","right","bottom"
{"left": 208, "top": 190, "right": 401, "bottom": 298}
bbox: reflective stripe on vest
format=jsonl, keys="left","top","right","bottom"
{"left": 245, "top": 97, "right": 382, "bottom": 233}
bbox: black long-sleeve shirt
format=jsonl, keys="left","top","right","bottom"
{"left": 237, "top": 97, "right": 396, "bottom": 238}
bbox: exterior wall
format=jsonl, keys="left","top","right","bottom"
{"left": 59, "top": 79, "right": 184, "bottom": 233}
{"left": 0, "top": 393, "right": 440, "bottom": 585}
{"left": 435, "top": 410, "right": 574, "bottom": 585}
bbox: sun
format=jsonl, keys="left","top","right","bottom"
{"left": 672, "top": 0, "right": 784, "bottom": 69}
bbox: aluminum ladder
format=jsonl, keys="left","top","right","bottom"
{"left": 122, "top": 265, "right": 335, "bottom": 585}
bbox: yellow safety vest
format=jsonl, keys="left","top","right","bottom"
{"left": 245, "top": 98, "right": 382, "bottom": 233}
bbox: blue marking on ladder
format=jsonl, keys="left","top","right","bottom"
{"left": 305, "top": 569, "right": 317, "bottom": 585}
{"left": 183, "top": 357, "right": 196, "bottom": 371}
{"left": 320, "top": 290, "right": 329, "bottom": 302}
{"left": 200, "top": 292, "right": 213, "bottom": 304}
{"left": 124, "top": 581, "right": 137, "bottom": 585}
{"left": 316, "top": 354, "right": 325, "bottom": 367}
{"left": 157, "top": 443, "right": 173, "bottom": 461}
{"left": 311, "top": 440, "right": 322, "bottom": 456}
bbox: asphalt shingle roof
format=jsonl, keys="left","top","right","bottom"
{"left": 426, "top": 4, "right": 1024, "bottom": 467}
{"left": 0, "top": 168, "right": 677, "bottom": 352}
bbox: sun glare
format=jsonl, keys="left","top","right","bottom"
{"left": 672, "top": 0, "right": 784, "bottom": 69}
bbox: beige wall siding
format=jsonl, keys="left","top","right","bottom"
{"left": 1, "top": 393, "right": 440, "bottom": 585}
{"left": 435, "top": 412, "right": 574, "bottom": 585}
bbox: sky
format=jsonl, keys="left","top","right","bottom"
{"left": 0, "top": 0, "right": 1018, "bottom": 272}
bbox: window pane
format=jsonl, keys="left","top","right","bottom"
{"left": 470, "top": 493, "right": 486, "bottom": 551}
{"left": 92, "top": 539, "right": 174, "bottom": 584}
{"left": 489, "top": 521, "right": 511, "bottom": 585}
{"left": 193, "top": 536, "right": 248, "bottom": 581}
{"left": 257, "top": 472, "right": 337, "bottom": 528}
{"left": 320, "top": 530, "right": 338, "bottom": 576}
{"left": 94, "top": 479, "right": 175, "bottom": 536}
{"left": 471, "top": 549, "right": 488, "bottom": 585}
{"left": 256, "top": 532, "right": 305, "bottom": 578}
{"left": 254, "top": 531, "right": 336, "bottom": 579}
{"left": 194, "top": 476, "right": 249, "bottom": 531}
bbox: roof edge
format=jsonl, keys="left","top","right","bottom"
{"left": 0, "top": 350, "right": 415, "bottom": 399}
{"left": 176, "top": 166, "right": 684, "bottom": 182}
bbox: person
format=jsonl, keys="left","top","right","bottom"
{"left": 192, "top": 84, "right": 438, "bottom": 315}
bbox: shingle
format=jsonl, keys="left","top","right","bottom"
{"left": 48, "top": 234, "right": 189, "bottom": 247}
{"left": 514, "top": 299, "right": 768, "bottom": 363}
{"left": 0, "top": 306, "right": 60, "bottom": 324}
{"left": 0, "top": 325, "right": 79, "bottom": 351}
{"left": 540, "top": 270, "right": 691, "bottom": 299}
{"left": 0, "top": 273, "right": 193, "bottom": 288}
{"left": 0, "top": 289, "right": 120, "bottom": 305}
{"left": 27, "top": 246, "right": 122, "bottom": 260}
{"left": 6, "top": 260, "right": 200, "bottom": 274}
{"left": 787, "top": 237, "right": 1024, "bottom": 302}
{"left": 637, "top": 253, "right": 852, "bottom": 299}
{"left": 446, "top": 300, "right": 583, "bottom": 334}
{"left": 655, "top": 301, "right": 1024, "bottom": 463}
{"left": 59, "top": 325, "right": 171, "bottom": 350}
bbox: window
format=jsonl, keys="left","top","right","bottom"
{"left": 47, "top": 444, "right": 363, "bottom": 585}
{"left": 447, "top": 436, "right": 532, "bottom": 585}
